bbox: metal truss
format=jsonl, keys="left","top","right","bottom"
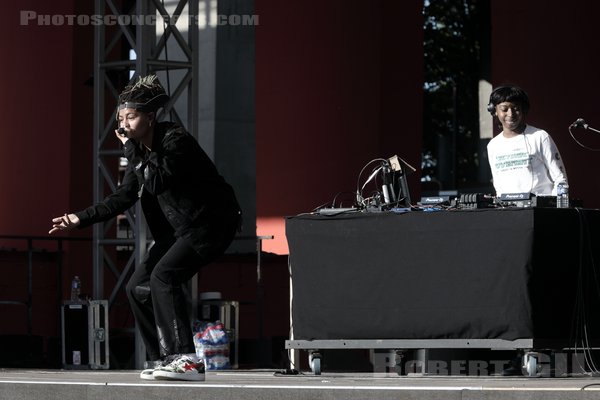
{"left": 93, "top": 0, "right": 198, "bottom": 366}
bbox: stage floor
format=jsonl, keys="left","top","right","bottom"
{"left": 2, "top": 369, "right": 600, "bottom": 400}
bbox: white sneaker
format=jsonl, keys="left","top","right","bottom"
{"left": 153, "top": 354, "right": 205, "bottom": 381}
{"left": 139, "top": 358, "right": 171, "bottom": 380}
{"left": 140, "top": 369, "right": 156, "bottom": 380}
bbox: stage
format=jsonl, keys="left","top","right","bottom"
{"left": 2, "top": 368, "right": 600, "bottom": 400}
{"left": 2, "top": 209, "right": 598, "bottom": 399}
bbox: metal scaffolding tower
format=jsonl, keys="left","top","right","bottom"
{"left": 93, "top": 0, "right": 198, "bottom": 367}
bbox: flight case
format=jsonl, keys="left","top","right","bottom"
{"left": 61, "top": 300, "right": 109, "bottom": 369}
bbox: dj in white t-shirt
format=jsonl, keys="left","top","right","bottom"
{"left": 486, "top": 86, "right": 567, "bottom": 196}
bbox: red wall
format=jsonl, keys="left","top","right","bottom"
{"left": 0, "top": 2, "right": 74, "bottom": 237}
{"left": 0, "top": 0, "right": 425, "bottom": 363}
{"left": 5, "top": 1, "right": 600, "bottom": 287}
{"left": 0, "top": 1, "right": 95, "bottom": 339}
{"left": 0, "top": 0, "right": 94, "bottom": 244}
{"left": 491, "top": 0, "right": 600, "bottom": 208}
{"left": 255, "top": 0, "right": 424, "bottom": 253}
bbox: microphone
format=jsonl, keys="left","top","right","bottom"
{"left": 117, "top": 127, "right": 127, "bottom": 137}
{"left": 570, "top": 118, "right": 588, "bottom": 129}
{"left": 381, "top": 162, "right": 396, "bottom": 204}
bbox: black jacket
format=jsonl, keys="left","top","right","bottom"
{"left": 76, "top": 122, "right": 240, "bottom": 250}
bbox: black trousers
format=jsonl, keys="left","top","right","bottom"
{"left": 126, "top": 216, "right": 238, "bottom": 360}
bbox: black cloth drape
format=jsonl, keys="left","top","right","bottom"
{"left": 286, "top": 208, "right": 600, "bottom": 342}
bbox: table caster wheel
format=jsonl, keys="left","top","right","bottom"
{"left": 309, "top": 352, "right": 322, "bottom": 375}
{"left": 522, "top": 352, "right": 540, "bottom": 377}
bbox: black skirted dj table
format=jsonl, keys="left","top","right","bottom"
{"left": 284, "top": 208, "right": 600, "bottom": 374}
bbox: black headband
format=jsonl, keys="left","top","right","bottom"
{"left": 116, "top": 93, "right": 170, "bottom": 118}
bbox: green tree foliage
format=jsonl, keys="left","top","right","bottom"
{"left": 422, "top": 0, "right": 487, "bottom": 191}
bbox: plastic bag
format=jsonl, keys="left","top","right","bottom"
{"left": 193, "top": 320, "right": 230, "bottom": 370}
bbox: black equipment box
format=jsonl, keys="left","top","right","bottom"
{"left": 456, "top": 193, "right": 495, "bottom": 209}
{"left": 61, "top": 300, "right": 109, "bottom": 369}
{"left": 498, "top": 194, "right": 557, "bottom": 208}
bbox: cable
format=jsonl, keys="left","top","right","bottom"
{"left": 571, "top": 207, "right": 594, "bottom": 375}
{"left": 522, "top": 132, "right": 535, "bottom": 195}
{"left": 311, "top": 192, "right": 358, "bottom": 213}
{"left": 569, "top": 208, "right": 600, "bottom": 376}
{"left": 581, "top": 383, "right": 600, "bottom": 390}
{"left": 568, "top": 126, "right": 600, "bottom": 151}
{"left": 581, "top": 208, "right": 600, "bottom": 374}
{"left": 332, "top": 191, "right": 358, "bottom": 208}
{"left": 310, "top": 201, "right": 333, "bottom": 213}
{"left": 281, "top": 255, "right": 306, "bottom": 376}
{"left": 356, "top": 158, "right": 386, "bottom": 208}
{"left": 360, "top": 165, "right": 384, "bottom": 193}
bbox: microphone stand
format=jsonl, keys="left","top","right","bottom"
{"left": 570, "top": 118, "right": 600, "bottom": 151}
{"left": 584, "top": 125, "right": 600, "bottom": 134}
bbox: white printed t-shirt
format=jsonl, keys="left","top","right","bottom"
{"left": 487, "top": 125, "right": 567, "bottom": 196}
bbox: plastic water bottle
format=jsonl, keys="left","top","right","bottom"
{"left": 556, "top": 181, "right": 569, "bottom": 208}
{"left": 72, "top": 350, "right": 81, "bottom": 365}
{"left": 71, "top": 276, "right": 81, "bottom": 302}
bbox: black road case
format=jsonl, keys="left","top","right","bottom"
{"left": 61, "top": 300, "right": 109, "bottom": 369}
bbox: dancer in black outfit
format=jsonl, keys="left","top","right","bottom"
{"left": 50, "top": 75, "right": 241, "bottom": 381}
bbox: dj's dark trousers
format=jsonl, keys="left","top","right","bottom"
{"left": 126, "top": 225, "right": 236, "bottom": 361}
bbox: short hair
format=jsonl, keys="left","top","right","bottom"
{"left": 488, "top": 85, "right": 530, "bottom": 115}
